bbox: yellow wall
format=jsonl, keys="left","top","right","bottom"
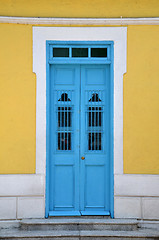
{"left": 0, "top": 24, "right": 159, "bottom": 174}
{"left": 0, "top": 0, "right": 159, "bottom": 18}
{"left": 0, "top": 23, "right": 36, "bottom": 174}
{"left": 124, "top": 26, "right": 159, "bottom": 174}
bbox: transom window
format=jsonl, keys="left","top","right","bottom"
{"left": 53, "top": 47, "right": 107, "bottom": 58}
{"left": 49, "top": 43, "right": 110, "bottom": 60}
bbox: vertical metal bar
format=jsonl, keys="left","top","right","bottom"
{"left": 101, "top": 90, "right": 102, "bottom": 150}
{"left": 63, "top": 91, "right": 67, "bottom": 150}
{"left": 91, "top": 91, "right": 93, "bottom": 150}
{"left": 95, "top": 93, "right": 97, "bottom": 150}
{"left": 89, "top": 91, "right": 90, "bottom": 151}
{"left": 100, "top": 90, "right": 101, "bottom": 150}
{"left": 55, "top": 90, "right": 60, "bottom": 150}
{"left": 57, "top": 91, "right": 59, "bottom": 150}
{"left": 60, "top": 90, "right": 62, "bottom": 151}
{"left": 67, "top": 91, "right": 68, "bottom": 151}
{"left": 69, "top": 91, "right": 71, "bottom": 151}
{"left": 68, "top": 90, "right": 70, "bottom": 150}
{"left": 57, "top": 90, "right": 58, "bottom": 151}
{"left": 87, "top": 91, "right": 88, "bottom": 151}
{"left": 88, "top": 91, "right": 89, "bottom": 150}
{"left": 56, "top": 90, "right": 57, "bottom": 151}
{"left": 71, "top": 90, "right": 72, "bottom": 151}
{"left": 89, "top": 91, "right": 92, "bottom": 150}
{"left": 59, "top": 90, "right": 61, "bottom": 150}
{"left": 97, "top": 90, "right": 99, "bottom": 150}
{"left": 71, "top": 90, "right": 72, "bottom": 150}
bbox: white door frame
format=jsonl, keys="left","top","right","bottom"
{"left": 33, "top": 26, "right": 127, "bottom": 216}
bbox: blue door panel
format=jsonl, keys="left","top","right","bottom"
{"left": 49, "top": 63, "right": 110, "bottom": 216}
{"left": 85, "top": 166, "right": 105, "bottom": 207}
{"left": 54, "top": 166, "right": 74, "bottom": 209}
{"left": 80, "top": 65, "right": 110, "bottom": 214}
{"left": 84, "top": 67, "right": 106, "bottom": 85}
{"left": 49, "top": 64, "right": 80, "bottom": 215}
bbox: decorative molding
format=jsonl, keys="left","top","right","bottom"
{"left": 0, "top": 16, "right": 159, "bottom": 25}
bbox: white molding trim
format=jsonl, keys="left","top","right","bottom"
{"left": 1, "top": 16, "right": 159, "bottom": 25}
{"left": 33, "top": 27, "right": 127, "bottom": 176}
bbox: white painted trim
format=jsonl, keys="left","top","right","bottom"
{"left": 1, "top": 16, "right": 159, "bottom": 25}
{"left": 33, "top": 27, "right": 127, "bottom": 176}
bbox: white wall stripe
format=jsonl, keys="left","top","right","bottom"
{"left": 0, "top": 16, "right": 159, "bottom": 25}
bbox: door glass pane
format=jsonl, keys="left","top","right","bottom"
{"left": 91, "top": 48, "right": 107, "bottom": 58}
{"left": 88, "top": 133, "right": 101, "bottom": 150}
{"left": 58, "top": 107, "right": 71, "bottom": 127}
{"left": 88, "top": 107, "right": 102, "bottom": 127}
{"left": 53, "top": 48, "right": 69, "bottom": 57}
{"left": 57, "top": 92, "right": 72, "bottom": 151}
{"left": 58, "top": 132, "right": 71, "bottom": 150}
{"left": 87, "top": 92, "right": 103, "bottom": 151}
{"left": 72, "top": 48, "right": 88, "bottom": 57}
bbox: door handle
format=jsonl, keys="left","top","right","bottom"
{"left": 81, "top": 156, "right": 85, "bottom": 160}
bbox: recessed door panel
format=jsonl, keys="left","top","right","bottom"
{"left": 54, "top": 165, "right": 74, "bottom": 209}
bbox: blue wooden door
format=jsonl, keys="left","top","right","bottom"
{"left": 49, "top": 64, "right": 110, "bottom": 216}
{"left": 80, "top": 65, "right": 110, "bottom": 215}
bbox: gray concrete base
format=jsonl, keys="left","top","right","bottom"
{"left": 20, "top": 218, "right": 138, "bottom": 231}
{"left": 0, "top": 229, "right": 159, "bottom": 240}
{"left": 0, "top": 218, "right": 158, "bottom": 240}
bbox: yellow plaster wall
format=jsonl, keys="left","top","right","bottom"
{"left": 124, "top": 25, "right": 159, "bottom": 174}
{"left": 0, "top": 23, "right": 159, "bottom": 174}
{"left": 0, "top": 23, "right": 36, "bottom": 174}
{"left": 0, "top": 0, "right": 159, "bottom": 18}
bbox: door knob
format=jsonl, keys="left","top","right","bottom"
{"left": 81, "top": 156, "right": 85, "bottom": 160}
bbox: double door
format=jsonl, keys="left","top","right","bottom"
{"left": 49, "top": 64, "right": 110, "bottom": 216}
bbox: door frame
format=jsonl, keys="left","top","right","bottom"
{"left": 46, "top": 41, "right": 114, "bottom": 217}
{"left": 32, "top": 26, "right": 127, "bottom": 219}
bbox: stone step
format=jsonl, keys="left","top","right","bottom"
{"left": 138, "top": 220, "right": 159, "bottom": 230}
{"left": 0, "top": 229, "right": 159, "bottom": 240}
{"left": 20, "top": 218, "right": 138, "bottom": 231}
